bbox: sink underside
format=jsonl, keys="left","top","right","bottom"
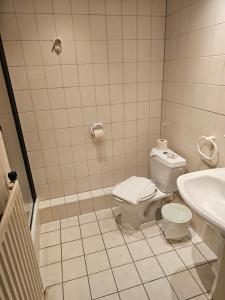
{"left": 177, "top": 168, "right": 225, "bottom": 233}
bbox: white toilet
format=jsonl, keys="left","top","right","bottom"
{"left": 112, "top": 148, "right": 186, "bottom": 229}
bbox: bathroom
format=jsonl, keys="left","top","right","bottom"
{"left": 0, "top": 0, "right": 225, "bottom": 299}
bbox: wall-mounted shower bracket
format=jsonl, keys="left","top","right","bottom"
{"left": 52, "top": 37, "right": 62, "bottom": 55}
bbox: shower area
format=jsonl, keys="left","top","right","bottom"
{"left": 0, "top": 36, "right": 36, "bottom": 225}
{"left": 0, "top": 0, "right": 165, "bottom": 224}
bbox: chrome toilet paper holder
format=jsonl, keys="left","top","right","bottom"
{"left": 90, "top": 123, "right": 105, "bottom": 136}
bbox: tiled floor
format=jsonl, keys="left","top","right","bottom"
{"left": 39, "top": 208, "right": 217, "bottom": 300}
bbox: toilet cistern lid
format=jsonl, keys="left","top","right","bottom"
{"left": 150, "top": 148, "right": 186, "bottom": 168}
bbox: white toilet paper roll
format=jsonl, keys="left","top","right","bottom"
{"left": 93, "top": 129, "right": 104, "bottom": 141}
{"left": 156, "top": 139, "right": 168, "bottom": 150}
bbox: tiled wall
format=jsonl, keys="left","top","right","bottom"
{"left": 162, "top": 0, "right": 225, "bottom": 261}
{"left": 0, "top": 0, "right": 166, "bottom": 200}
{"left": 162, "top": 0, "right": 225, "bottom": 171}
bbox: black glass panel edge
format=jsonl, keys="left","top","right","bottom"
{"left": 0, "top": 35, "right": 37, "bottom": 228}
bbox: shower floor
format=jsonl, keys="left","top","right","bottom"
{"left": 39, "top": 207, "right": 217, "bottom": 300}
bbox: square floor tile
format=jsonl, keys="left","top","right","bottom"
{"left": 119, "top": 285, "right": 149, "bottom": 300}
{"left": 96, "top": 208, "right": 113, "bottom": 220}
{"left": 79, "top": 212, "right": 97, "bottom": 224}
{"left": 62, "top": 256, "right": 87, "bottom": 281}
{"left": 195, "top": 242, "right": 217, "bottom": 262}
{"left": 140, "top": 221, "right": 162, "bottom": 238}
{"left": 157, "top": 251, "right": 186, "bottom": 275}
{"left": 135, "top": 257, "right": 164, "bottom": 283}
{"left": 99, "top": 218, "right": 118, "bottom": 233}
{"left": 144, "top": 277, "right": 178, "bottom": 300}
{"left": 41, "top": 221, "right": 60, "bottom": 233}
{"left": 80, "top": 222, "right": 100, "bottom": 238}
{"left": 83, "top": 234, "right": 105, "bottom": 254}
{"left": 64, "top": 276, "right": 91, "bottom": 300}
{"left": 62, "top": 240, "right": 83, "bottom": 260}
{"left": 39, "top": 245, "right": 61, "bottom": 267}
{"left": 61, "top": 226, "right": 81, "bottom": 243}
{"left": 86, "top": 250, "right": 110, "bottom": 274}
{"left": 40, "top": 231, "right": 60, "bottom": 248}
{"left": 40, "top": 262, "right": 62, "bottom": 287}
{"left": 170, "top": 237, "right": 193, "bottom": 250}
{"left": 89, "top": 269, "right": 117, "bottom": 299}
{"left": 61, "top": 217, "right": 79, "bottom": 229}
{"left": 177, "top": 245, "right": 207, "bottom": 268}
{"left": 113, "top": 263, "right": 141, "bottom": 291}
{"left": 127, "top": 240, "right": 153, "bottom": 261}
{"left": 45, "top": 283, "right": 63, "bottom": 300}
{"left": 107, "top": 245, "right": 132, "bottom": 267}
{"left": 147, "top": 235, "right": 173, "bottom": 255}
{"left": 168, "top": 270, "right": 203, "bottom": 300}
{"left": 122, "top": 229, "right": 144, "bottom": 243}
{"left": 103, "top": 230, "right": 125, "bottom": 248}
{"left": 190, "top": 264, "right": 215, "bottom": 292}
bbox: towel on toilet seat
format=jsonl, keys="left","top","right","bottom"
{"left": 112, "top": 176, "right": 157, "bottom": 205}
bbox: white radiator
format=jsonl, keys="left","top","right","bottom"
{"left": 0, "top": 181, "right": 44, "bottom": 300}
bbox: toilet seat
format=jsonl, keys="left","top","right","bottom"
{"left": 113, "top": 179, "right": 168, "bottom": 205}
{"left": 112, "top": 178, "right": 169, "bottom": 230}
{"left": 112, "top": 176, "right": 159, "bottom": 205}
{"left": 114, "top": 188, "right": 157, "bottom": 204}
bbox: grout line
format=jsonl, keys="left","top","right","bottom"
{"left": 39, "top": 211, "right": 217, "bottom": 299}
{"left": 97, "top": 209, "right": 122, "bottom": 299}
{"left": 59, "top": 214, "right": 65, "bottom": 300}
{"left": 174, "top": 245, "right": 211, "bottom": 295}
{"left": 76, "top": 205, "right": 93, "bottom": 299}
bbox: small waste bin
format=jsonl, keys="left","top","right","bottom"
{"left": 161, "top": 203, "right": 192, "bottom": 241}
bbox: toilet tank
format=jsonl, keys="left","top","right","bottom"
{"left": 150, "top": 148, "right": 186, "bottom": 193}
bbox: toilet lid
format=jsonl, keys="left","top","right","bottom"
{"left": 112, "top": 176, "right": 157, "bottom": 204}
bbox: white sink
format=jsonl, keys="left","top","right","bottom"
{"left": 177, "top": 168, "right": 225, "bottom": 300}
{"left": 177, "top": 168, "right": 225, "bottom": 233}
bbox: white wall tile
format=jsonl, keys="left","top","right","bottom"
{"left": 55, "top": 14, "right": 74, "bottom": 40}
{"left": 27, "top": 66, "right": 46, "bottom": 89}
{"left": 4, "top": 41, "right": 24, "bottom": 66}
{"left": 0, "top": 13, "right": 19, "bottom": 40}
{"left": 89, "top": 0, "right": 106, "bottom": 15}
{"left": 9, "top": 67, "right": 29, "bottom": 90}
{"left": 17, "top": 14, "right": 38, "bottom": 40}
{"left": 122, "top": 16, "right": 137, "bottom": 39}
{"left": 73, "top": 15, "right": 91, "bottom": 41}
{"left": 36, "top": 14, "right": 56, "bottom": 40}
{"left": 90, "top": 16, "right": 107, "bottom": 40}
{"left": 61, "top": 65, "right": 79, "bottom": 87}
{"left": 22, "top": 41, "right": 43, "bottom": 66}
{"left": 76, "top": 41, "right": 92, "bottom": 64}
{"left": 45, "top": 66, "right": 63, "bottom": 88}
{"left": 0, "top": 0, "right": 14, "bottom": 13}
{"left": 14, "top": 0, "right": 34, "bottom": 13}
{"left": 106, "top": 0, "right": 121, "bottom": 15}
{"left": 2, "top": 0, "right": 165, "bottom": 199}
{"left": 31, "top": 89, "right": 50, "bottom": 111}
{"left": 53, "top": 0, "right": 71, "bottom": 14}
{"left": 34, "top": 0, "right": 53, "bottom": 13}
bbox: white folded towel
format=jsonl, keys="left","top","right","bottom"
{"left": 112, "top": 176, "right": 156, "bottom": 205}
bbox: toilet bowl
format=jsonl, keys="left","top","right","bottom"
{"left": 112, "top": 148, "right": 186, "bottom": 229}
{"left": 114, "top": 181, "right": 167, "bottom": 229}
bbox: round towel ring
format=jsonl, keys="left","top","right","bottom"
{"left": 197, "top": 136, "right": 217, "bottom": 161}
